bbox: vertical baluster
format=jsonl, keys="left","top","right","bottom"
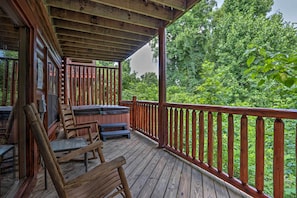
{"left": 152, "top": 105, "right": 158, "bottom": 138}
{"left": 240, "top": 115, "right": 248, "bottom": 185}
{"left": 91, "top": 67, "right": 95, "bottom": 104}
{"left": 140, "top": 104, "right": 143, "bottom": 131}
{"left": 256, "top": 117, "right": 264, "bottom": 193}
{"left": 199, "top": 111, "right": 204, "bottom": 162}
{"left": 155, "top": 105, "right": 158, "bottom": 138}
{"left": 149, "top": 104, "right": 152, "bottom": 136}
{"left": 186, "top": 109, "right": 189, "bottom": 156}
{"left": 108, "top": 69, "right": 111, "bottom": 104}
{"left": 217, "top": 112, "right": 222, "bottom": 173}
{"left": 142, "top": 104, "right": 145, "bottom": 132}
{"left": 78, "top": 66, "right": 82, "bottom": 105}
{"left": 142, "top": 104, "right": 145, "bottom": 133}
{"left": 192, "top": 110, "right": 197, "bottom": 160}
{"left": 95, "top": 67, "right": 98, "bottom": 104}
{"left": 179, "top": 109, "right": 184, "bottom": 152}
{"left": 149, "top": 104, "right": 151, "bottom": 136}
{"left": 105, "top": 68, "right": 110, "bottom": 105}
{"left": 87, "top": 67, "right": 90, "bottom": 104}
{"left": 145, "top": 104, "right": 147, "bottom": 134}
{"left": 113, "top": 69, "right": 117, "bottom": 105}
{"left": 69, "top": 66, "right": 73, "bottom": 102}
{"left": 273, "top": 119, "right": 284, "bottom": 198}
{"left": 169, "top": 108, "right": 173, "bottom": 147}
{"left": 74, "top": 67, "right": 77, "bottom": 104}
{"left": 139, "top": 103, "right": 142, "bottom": 131}
{"left": 83, "top": 66, "right": 86, "bottom": 104}
{"left": 164, "top": 107, "right": 168, "bottom": 146}
{"left": 208, "top": 112, "right": 213, "bottom": 167}
{"left": 228, "top": 114, "right": 234, "bottom": 178}
{"left": 174, "top": 108, "right": 178, "bottom": 150}
{"left": 99, "top": 68, "right": 102, "bottom": 104}
{"left": 152, "top": 105, "right": 155, "bottom": 137}
{"left": 137, "top": 103, "right": 140, "bottom": 130}
{"left": 102, "top": 69, "right": 106, "bottom": 105}
{"left": 145, "top": 104, "right": 148, "bottom": 135}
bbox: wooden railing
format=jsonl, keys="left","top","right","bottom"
{"left": 121, "top": 97, "right": 297, "bottom": 198}
{"left": 121, "top": 97, "right": 159, "bottom": 141}
{"left": 0, "top": 57, "right": 18, "bottom": 106}
{"left": 64, "top": 62, "right": 119, "bottom": 106}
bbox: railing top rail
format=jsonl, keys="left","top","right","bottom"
{"left": 67, "top": 64, "right": 118, "bottom": 70}
{"left": 135, "top": 100, "right": 159, "bottom": 105}
{"left": 165, "top": 102, "right": 297, "bottom": 119}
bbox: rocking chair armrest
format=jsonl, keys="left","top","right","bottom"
{"left": 57, "top": 141, "right": 103, "bottom": 163}
{"left": 65, "top": 156, "right": 126, "bottom": 188}
{"left": 76, "top": 120, "right": 98, "bottom": 126}
{"left": 66, "top": 125, "right": 91, "bottom": 131}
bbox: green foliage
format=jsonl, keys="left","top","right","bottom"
{"left": 122, "top": 60, "right": 158, "bottom": 101}
{"left": 246, "top": 47, "right": 297, "bottom": 88}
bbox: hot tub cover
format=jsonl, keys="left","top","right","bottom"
{"left": 72, "top": 105, "right": 129, "bottom": 115}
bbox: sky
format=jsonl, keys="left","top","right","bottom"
{"left": 130, "top": 0, "right": 297, "bottom": 77}
{"left": 217, "top": 0, "right": 297, "bottom": 23}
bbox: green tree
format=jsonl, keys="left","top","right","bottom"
{"left": 151, "top": 0, "right": 217, "bottom": 90}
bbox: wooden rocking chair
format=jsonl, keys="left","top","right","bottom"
{"left": 24, "top": 103, "right": 131, "bottom": 198}
{"left": 58, "top": 98, "right": 100, "bottom": 158}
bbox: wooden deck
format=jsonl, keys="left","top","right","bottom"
{"left": 30, "top": 131, "right": 251, "bottom": 198}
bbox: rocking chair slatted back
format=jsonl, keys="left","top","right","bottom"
{"left": 24, "top": 103, "right": 67, "bottom": 197}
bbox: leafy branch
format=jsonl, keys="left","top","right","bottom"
{"left": 245, "top": 47, "right": 297, "bottom": 87}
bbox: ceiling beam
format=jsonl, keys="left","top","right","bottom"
{"left": 46, "top": 0, "right": 163, "bottom": 29}
{"left": 150, "top": 0, "right": 185, "bottom": 11}
{"left": 53, "top": 19, "right": 151, "bottom": 42}
{"left": 92, "top": 0, "right": 174, "bottom": 21}
{"left": 50, "top": 7, "right": 157, "bottom": 36}
{"left": 60, "top": 42, "right": 130, "bottom": 54}
{"left": 55, "top": 28, "right": 146, "bottom": 47}
{"left": 63, "top": 51, "right": 123, "bottom": 62}
{"left": 58, "top": 36, "right": 134, "bottom": 51}
{"left": 61, "top": 45, "right": 128, "bottom": 56}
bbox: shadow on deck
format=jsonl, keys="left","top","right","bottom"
{"left": 30, "top": 131, "right": 251, "bottom": 198}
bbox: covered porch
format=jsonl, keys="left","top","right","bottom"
{"left": 0, "top": 0, "right": 296, "bottom": 197}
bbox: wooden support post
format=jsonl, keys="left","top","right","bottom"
{"left": 158, "top": 26, "right": 166, "bottom": 148}
{"left": 18, "top": 26, "right": 30, "bottom": 178}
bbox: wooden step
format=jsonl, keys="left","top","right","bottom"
{"left": 100, "top": 130, "right": 130, "bottom": 141}
{"left": 99, "top": 122, "right": 127, "bottom": 132}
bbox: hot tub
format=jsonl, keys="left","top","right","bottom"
{"left": 72, "top": 105, "right": 130, "bottom": 129}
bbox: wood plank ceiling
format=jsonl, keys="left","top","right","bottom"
{"left": 0, "top": 0, "right": 201, "bottom": 62}
{"left": 44, "top": 0, "right": 200, "bottom": 62}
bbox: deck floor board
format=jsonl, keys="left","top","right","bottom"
{"left": 30, "top": 131, "right": 251, "bottom": 198}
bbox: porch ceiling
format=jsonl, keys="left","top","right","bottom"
{"left": 43, "top": 0, "right": 201, "bottom": 62}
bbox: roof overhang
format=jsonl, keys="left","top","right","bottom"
{"left": 1, "top": 0, "right": 201, "bottom": 62}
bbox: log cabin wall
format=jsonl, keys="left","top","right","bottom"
{"left": 1, "top": 1, "right": 62, "bottom": 197}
